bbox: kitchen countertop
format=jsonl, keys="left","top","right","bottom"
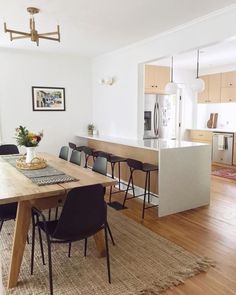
{"left": 76, "top": 134, "right": 208, "bottom": 151}
{"left": 188, "top": 128, "right": 236, "bottom": 133}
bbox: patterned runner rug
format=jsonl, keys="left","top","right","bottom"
{"left": 212, "top": 168, "right": 236, "bottom": 180}
{"left": 1, "top": 155, "right": 76, "bottom": 185}
{"left": 1, "top": 208, "right": 214, "bottom": 295}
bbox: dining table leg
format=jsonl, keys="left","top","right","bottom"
{"left": 93, "top": 232, "right": 106, "bottom": 257}
{"left": 7, "top": 200, "right": 31, "bottom": 289}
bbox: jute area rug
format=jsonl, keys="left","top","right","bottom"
{"left": 1, "top": 208, "right": 213, "bottom": 295}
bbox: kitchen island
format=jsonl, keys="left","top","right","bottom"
{"left": 76, "top": 134, "right": 211, "bottom": 217}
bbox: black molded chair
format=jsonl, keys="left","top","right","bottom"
{"left": 91, "top": 154, "right": 115, "bottom": 246}
{"left": 0, "top": 144, "right": 19, "bottom": 233}
{"left": 0, "top": 144, "right": 19, "bottom": 155}
{"left": 93, "top": 151, "right": 131, "bottom": 206}
{"left": 69, "top": 150, "right": 81, "bottom": 166}
{"left": 92, "top": 152, "right": 109, "bottom": 175}
{"left": 122, "top": 158, "right": 158, "bottom": 219}
{"left": 59, "top": 146, "right": 69, "bottom": 161}
{"left": 0, "top": 203, "right": 17, "bottom": 233}
{"left": 31, "top": 184, "right": 111, "bottom": 295}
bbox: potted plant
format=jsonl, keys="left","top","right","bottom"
{"left": 87, "top": 123, "right": 95, "bottom": 135}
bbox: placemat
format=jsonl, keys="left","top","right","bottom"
{"left": 2, "top": 155, "right": 77, "bottom": 186}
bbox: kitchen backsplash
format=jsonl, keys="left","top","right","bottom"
{"left": 197, "top": 103, "right": 236, "bottom": 129}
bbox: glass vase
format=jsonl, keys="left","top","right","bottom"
{"left": 25, "top": 147, "right": 37, "bottom": 163}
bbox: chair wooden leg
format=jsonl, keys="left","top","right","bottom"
{"left": 104, "top": 224, "right": 111, "bottom": 284}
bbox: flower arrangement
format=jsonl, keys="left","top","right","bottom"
{"left": 88, "top": 123, "right": 95, "bottom": 132}
{"left": 15, "top": 126, "right": 43, "bottom": 147}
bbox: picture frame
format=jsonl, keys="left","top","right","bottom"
{"left": 32, "top": 86, "right": 65, "bottom": 111}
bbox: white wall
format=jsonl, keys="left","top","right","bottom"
{"left": 92, "top": 5, "right": 236, "bottom": 139}
{"left": 0, "top": 49, "right": 92, "bottom": 155}
{"left": 198, "top": 103, "right": 236, "bottom": 129}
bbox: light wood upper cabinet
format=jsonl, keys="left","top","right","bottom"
{"left": 198, "top": 75, "right": 209, "bottom": 103}
{"left": 198, "top": 74, "right": 221, "bottom": 103}
{"left": 221, "top": 87, "right": 236, "bottom": 102}
{"left": 145, "top": 65, "right": 170, "bottom": 94}
{"left": 221, "top": 71, "right": 236, "bottom": 87}
{"left": 208, "top": 73, "right": 221, "bottom": 103}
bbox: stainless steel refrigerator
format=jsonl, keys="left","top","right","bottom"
{"left": 143, "top": 94, "right": 176, "bottom": 139}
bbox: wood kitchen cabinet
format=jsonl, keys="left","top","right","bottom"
{"left": 198, "top": 74, "right": 221, "bottom": 103}
{"left": 221, "top": 87, "right": 236, "bottom": 102}
{"left": 198, "top": 75, "right": 209, "bottom": 103}
{"left": 145, "top": 65, "right": 170, "bottom": 94}
{"left": 189, "top": 130, "right": 213, "bottom": 144}
{"left": 221, "top": 71, "right": 236, "bottom": 87}
{"left": 221, "top": 71, "right": 236, "bottom": 102}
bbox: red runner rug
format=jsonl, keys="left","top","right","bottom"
{"left": 212, "top": 168, "right": 236, "bottom": 180}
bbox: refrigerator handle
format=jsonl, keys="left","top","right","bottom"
{"left": 154, "top": 102, "right": 158, "bottom": 136}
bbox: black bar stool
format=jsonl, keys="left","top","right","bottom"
{"left": 122, "top": 158, "right": 158, "bottom": 218}
{"left": 82, "top": 146, "right": 96, "bottom": 168}
{"left": 108, "top": 155, "right": 129, "bottom": 203}
{"left": 93, "top": 151, "right": 131, "bottom": 204}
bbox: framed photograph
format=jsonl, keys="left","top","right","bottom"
{"left": 32, "top": 86, "right": 65, "bottom": 111}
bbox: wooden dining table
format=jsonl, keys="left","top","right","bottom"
{"left": 0, "top": 152, "right": 117, "bottom": 289}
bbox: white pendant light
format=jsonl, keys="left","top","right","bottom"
{"left": 165, "top": 56, "right": 178, "bottom": 94}
{"left": 192, "top": 49, "right": 205, "bottom": 92}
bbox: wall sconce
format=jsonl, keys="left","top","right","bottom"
{"left": 98, "top": 77, "right": 114, "bottom": 86}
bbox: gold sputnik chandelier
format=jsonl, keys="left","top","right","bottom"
{"left": 4, "top": 7, "right": 60, "bottom": 46}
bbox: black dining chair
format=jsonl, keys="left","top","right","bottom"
{"left": 0, "top": 144, "right": 19, "bottom": 233}
{"left": 59, "top": 146, "right": 69, "bottom": 161}
{"left": 31, "top": 184, "right": 111, "bottom": 295}
{"left": 92, "top": 154, "right": 108, "bottom": 175}
{"left": 0, "top": 203, "right": 18, "bottom": 233}
{"left": 49, "top": 145, "right": 69, "bottom": 220}
{"left": 69, "top": 149, "right": 81, "bottom": 166}
{"left": 92, "top": 154, "right": 115, "bottom": 246}
{"left": 0, "top": 144, "right": 19, "bottom": 155}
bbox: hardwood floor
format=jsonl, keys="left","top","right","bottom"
{"left": 106, "top": 175, "right": 236, "bottom": 294}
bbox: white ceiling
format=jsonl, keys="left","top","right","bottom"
{"left": 0, "top": 0, "right": 235, "bottom": 57}
{"left": 149, "top": 37, "right": 236, "bottom": 72}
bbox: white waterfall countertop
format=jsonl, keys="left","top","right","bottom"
{"left": 76, "top": 134, "right": 208, "bottom": 151}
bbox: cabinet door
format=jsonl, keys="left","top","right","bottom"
{"left": 145, "top": 65, "right": 170, "bottom": 94}
{"left": 208, "top": 73, "right": 221, "bottom": 103}
{"left": 145, "top": 65, "right": 157, "bottom": 93}
{"left": 155, "top": 66, "right": 170, "bottom": 93}
{"left": 189, "top": 130, "right": 213, "bottom": 143}
{"left": 221, "top": 71, "right": 236, "bottom": 87}
{"left": 198, "top": 75, "right": 209, "bottom": 103}
{"left": 221, "top": 87, "right": 236, "bottom": 102}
